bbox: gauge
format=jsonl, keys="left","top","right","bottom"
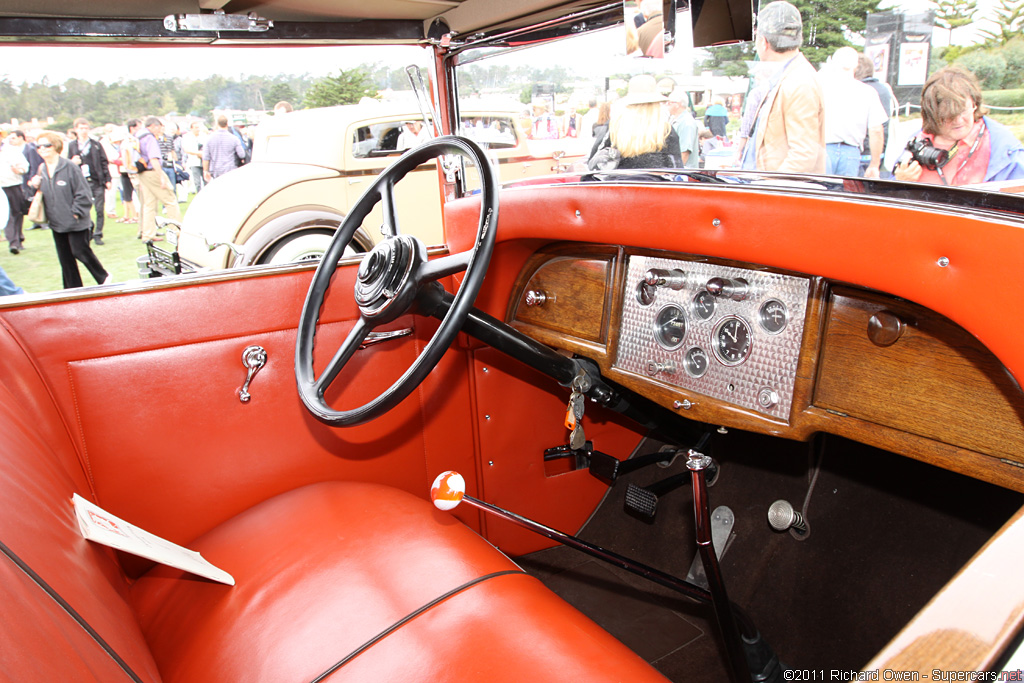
{"left": 712, "top": 316, "right": 753, "bottom": 366}
{"left": 683, "top": 346, "right": 709, "bottom": 378}
{"left": 635, "top": 279, "right": 656, "bottom": 306}
{"left": 758, "top": 299, "right": 788, "bottom": 334}
{"left": 653, "top": 304, "right": 687, "bottom": 350}
{"left": 692, "top": 290, "right": 716, "bottom": 321}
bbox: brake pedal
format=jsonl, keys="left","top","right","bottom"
{"left": 624, "top": 482, "right": 659, "bottom": 520}
{"left": 623, "top": 459, "right": 719, "bottom": 523}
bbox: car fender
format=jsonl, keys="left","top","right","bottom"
{"left": 238, "top": 209, "right": 374, "bottom": 266}
{"left": 179, "top": 162, "right": 341, "bottom": 262}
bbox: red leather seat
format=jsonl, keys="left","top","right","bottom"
{"left": 0, "top": 322, "right": 668, "bottom": 682}
{"left": 132, "top": 481, "right": 668, "bottom": 682}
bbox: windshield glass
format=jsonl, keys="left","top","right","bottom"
{"left": 453, "top": 0, "right": 1024, "bottom": 193}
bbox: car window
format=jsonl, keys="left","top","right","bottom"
{"left": 458, "top": 116, "right": 518, "bottom": 148}
{"left": 351, "top": 120, "right": 428, "bottom": 158}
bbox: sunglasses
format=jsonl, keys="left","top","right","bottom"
{"left": 37, "top": 142, "right": 54, "bottom": 149}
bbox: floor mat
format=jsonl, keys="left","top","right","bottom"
{"left": 516, "top": 430, "right": 1023, "bottom": 681}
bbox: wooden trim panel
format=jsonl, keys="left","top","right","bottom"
{"left": 507, "top": 245, "right": 617, "bottom": 344}
{"left": 816, "top": 288, "right": 1024, "bottom": 463}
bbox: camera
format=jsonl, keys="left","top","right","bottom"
{"left": 906, "top": 137, "right": 950, "bottom": 171}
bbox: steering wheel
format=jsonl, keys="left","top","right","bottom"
{"left": 295, "top": 135, "right": 498, "bottom": 426}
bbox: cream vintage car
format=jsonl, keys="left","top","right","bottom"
{"left": 145, "top": 103, "right": 587, "bottom": 275}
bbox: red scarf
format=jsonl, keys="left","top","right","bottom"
{"left": 917, "top": 119, "right": 989, "bottom": 186}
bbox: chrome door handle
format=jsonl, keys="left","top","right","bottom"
{"left": 238, "top": 345, "right": 267, "bottom": 403}
{"left": 359, "top": 328, "right": 413, "bottom": 349}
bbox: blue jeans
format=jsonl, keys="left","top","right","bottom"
{"left": 163, "top": 166, "right": 177, "bottom": 192}
{"left": 826, "top": 143, "right": 861, "bottom": 177}
{"left": 0, "top": 265, "right": 24, "bottom": 296}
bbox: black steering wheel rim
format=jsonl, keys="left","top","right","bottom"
{"left": 295, "top": 135, "right": 498, "bottom": 426}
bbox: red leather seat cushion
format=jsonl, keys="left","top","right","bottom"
{"left": 132, "top": 481, "right": 667, "bottom": 682}
{"left": 329, "top": 571, "right": 672, "bottom": 682}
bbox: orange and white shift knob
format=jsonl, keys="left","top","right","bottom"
{"left": 431, "top": 471, "right": 466, "bottom": 511}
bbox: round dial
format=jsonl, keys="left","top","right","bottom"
{"left": 692, "top": 290, "right": 716, "bottom": 320}
{"left": 758, "top": 299, "right": 788, "bottom": 334}
{"left": 683, "top": 346, "right": 709, "bottom": 378}
{"left": 712, "top": 316, "right": 753, "bottom": 366}
{"left": 654, "top": 304, "right": 687, "bottom": 350}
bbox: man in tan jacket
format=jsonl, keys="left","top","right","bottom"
{"left": 752, "top": 1, "right": 826, "bottom": 174}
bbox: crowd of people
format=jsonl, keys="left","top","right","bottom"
{"left": 0, "top": 101, "right": 283, "bottom": 292}
{"left": 564, "top": 0, "right": 1024, "bottom": 184}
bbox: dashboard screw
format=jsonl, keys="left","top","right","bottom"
{"left": 575, "top": 209, "right": 581, "bottom": 218}
{"left": 937, "top": 256, "right": 950, "bottom": 267}
{"left": 712, "top": 218, "right": 721, "bottom": 227}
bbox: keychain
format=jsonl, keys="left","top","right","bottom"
{"left": 565, "top": 371, "right": 587, "bottom": 450}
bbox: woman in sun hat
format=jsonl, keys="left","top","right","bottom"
{"left": 592, "top": 74, "right": 682, "bottom": 169}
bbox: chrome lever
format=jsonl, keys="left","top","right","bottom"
{"left": 358, "top": 328, "right": 413, "bottom": 349}
{"left": 238, "top": 345, "right": 267, "bottom": 403}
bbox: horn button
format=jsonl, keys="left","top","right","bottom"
{"left": 354, "top": 235, "right": 424, "bottom": 321}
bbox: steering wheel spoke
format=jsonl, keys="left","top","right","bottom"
{"left": 418, "top": 251, "right": 471, "bottom": 284}
{"left": 380, "top": 179, "right": 400, "bottom": 238}
{"left": 295, "top": 135, "right": 498, "bottom": 426}
{"left": 315, "top": 316, "right": 371, "bottom": 396}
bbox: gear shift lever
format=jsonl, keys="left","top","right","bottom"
{"left": 430, "top": 469, "right": 766, "bottom": 683}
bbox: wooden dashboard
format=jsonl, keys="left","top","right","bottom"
{"left": 507, "top": 243, "right": 1024, "bottom": 493}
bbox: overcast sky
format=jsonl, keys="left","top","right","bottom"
{"left": 0, "top": 44, "right": 428, "bottom": 86}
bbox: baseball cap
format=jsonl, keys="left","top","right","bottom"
{"left": 757, "top": 1, "right": 803, "bottom": 51}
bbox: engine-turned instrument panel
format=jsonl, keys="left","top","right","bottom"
{"left": 615, "top": 255, "right": 810, "bottom": 421}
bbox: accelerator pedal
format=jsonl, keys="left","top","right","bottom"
{"left": 686, "top": 505, "right": 735, "bottom": 590}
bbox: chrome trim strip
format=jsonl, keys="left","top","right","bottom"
{"left": 358, "top": 328, "right": 414, "bottom": 349}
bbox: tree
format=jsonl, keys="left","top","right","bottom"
{"left": 790, "top": 0, "right": 885, "bottom": 66}
{"left": 266, "top": 82, "right": 297, "bottom": 108}
{"left": 956, "top": 49, "right": 1007, "bottom": 87}
{"left": 696, "top": 42, "right": 755, "bottom": 77}
{"left": 978, "top": 0, "right": 1024, "bottom": 45}
{"left": 933, "top": 0, "right": 979, "bottom": 44}
{"left": 303, "top": 68, "right": 377, "bottom": 108}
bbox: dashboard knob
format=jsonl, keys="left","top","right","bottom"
{"left": 643, "top": 268, "right": 687, "bottom": 290}
{"left": 867, "top": 311, "right": 906, "bottom": 347}
{"left": 645, "top": 360, "right": 677, "bottom": 377}
{"left": 525, "top": 290, "right": 547, "bottom": 307}
{"left": 757, "top": 387, "right": 780, "bottom": 409}
{"left": 706, "top": 277, "right": 749, "bottom": 301}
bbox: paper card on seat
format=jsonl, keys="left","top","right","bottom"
{"left": 72, "top": 494, "right": 235, "bottom": 586}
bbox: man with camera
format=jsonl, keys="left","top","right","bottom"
{"left": 895, "top": 66, "right": 1024, "bottom": 186}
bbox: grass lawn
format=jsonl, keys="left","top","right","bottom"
{"left": 1, "top": 195, "right": 193, "bottom": 295}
